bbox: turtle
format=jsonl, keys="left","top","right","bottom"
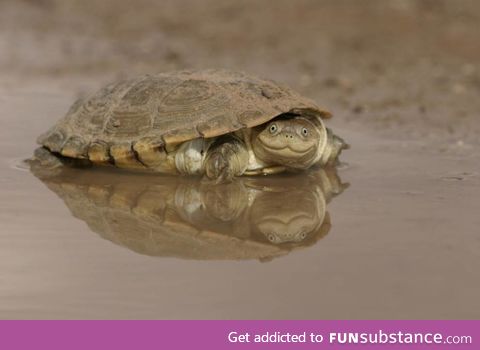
{"left": 34, "top": 69, "right": 348, "bottom": 181}
{"left": 29, "top": 162, "right": 347, "bottom": 261}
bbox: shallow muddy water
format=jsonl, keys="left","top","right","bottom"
{"left": 1, "top": 91, "right": 479, "bottom": 319}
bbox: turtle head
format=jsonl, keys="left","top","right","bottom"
{"left": 252, "top": 115, "right": 324, "bottom": 169}
{"left": 252, "top": 115, "right": 349, "bottom": 168}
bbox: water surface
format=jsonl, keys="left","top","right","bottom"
{"left": 1, "top": 91, "right": 479, "bottom": 319}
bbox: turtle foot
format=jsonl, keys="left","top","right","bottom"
{"left": 204, "top": 144, "right": 237, "bottom": 184}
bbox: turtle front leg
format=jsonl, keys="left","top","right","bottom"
{"left": 204, "top": 135, "right": 249, "bottom": 182}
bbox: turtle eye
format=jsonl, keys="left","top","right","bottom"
{"left": 301, "top": 127, "right": 308, "bottom": 136}
{"left": 269, "top": 124, "right": 278, "bottom": 134}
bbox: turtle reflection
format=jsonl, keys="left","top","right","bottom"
{"left": 30, "top": 164, "right": 347, "bottom": 261}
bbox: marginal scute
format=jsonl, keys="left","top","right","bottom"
{"left": 290, "top": 107, "right": 332, "bottom": 119}
{"left": 196, "top": 115, "right": 243, "bottom": 138}
{"left": 32, "top": 146, "right": 65, "bottom": 169}
{"left": 133, "top": 137, "right": 163, "bottom": 151}
{"left": 39, "top": 129, "right": 67, "bottom": 152}
{"left": 87, "top": 141, "right": 111, "bottom": 164}
{"left": 110, "top": 142, "right": 146, "bottom": 169}
{"left": 237, "top": 109, "right": 267, "bottom": 127}
{"left": 61, "top": 136, "right": 88, "bottom": 159}
{"left": 162, "top": 127, "right": 200, "bottom": 145}
{"left": 132, "top": 137, "right": 167, "bottom": 168}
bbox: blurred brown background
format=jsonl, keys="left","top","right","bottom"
{"left": 1, "top": 0, "right": 479, "bottom": 145}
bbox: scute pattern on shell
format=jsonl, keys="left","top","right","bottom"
{"left": 38, "top": 69, "right": 331, "bottom": 159}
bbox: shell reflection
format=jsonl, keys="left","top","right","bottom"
{"left": 30, "top": 165, "right": 347, "bottom": 261}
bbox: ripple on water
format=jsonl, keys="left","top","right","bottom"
{"left": 8, "top": 157, "right": 32, "bottom": 172}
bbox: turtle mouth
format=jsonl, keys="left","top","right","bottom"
{"left": 259, "top": 142, "right": 314, "bottom": 157}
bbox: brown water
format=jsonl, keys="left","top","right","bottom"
{"left": 1, "top": 90, "right": 479, "bottom": 319}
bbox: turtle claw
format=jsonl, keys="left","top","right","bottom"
{"left": 204, "top": 142, "right": 240, "bottom": 183}
{"left": 205, "top": 150, "right": 235, "bottom": 184}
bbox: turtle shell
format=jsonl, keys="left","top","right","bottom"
{"left": 38, "top": 69, "right": 331, "bottom": 160}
